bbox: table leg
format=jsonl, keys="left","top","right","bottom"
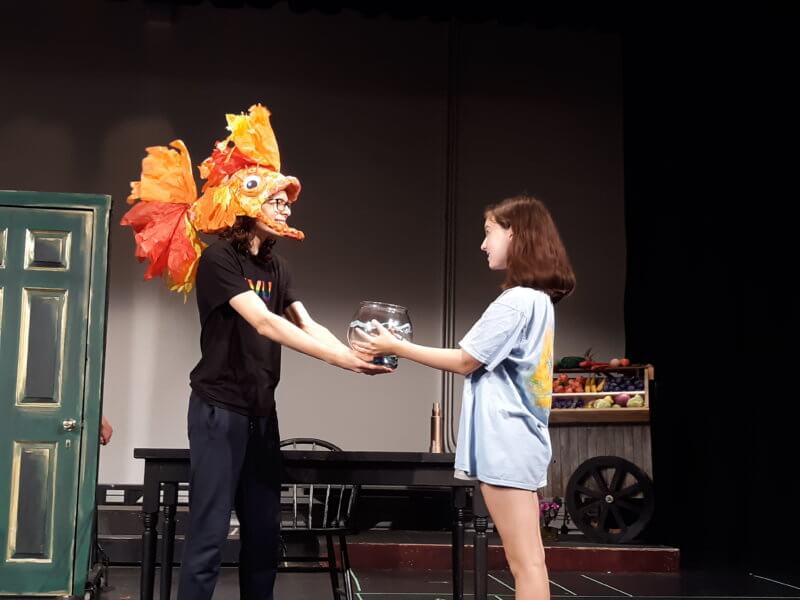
{"left": 473, "top": 485, "right": 489, "bottom": 600}
{"left": 160, "top": 483, "right": 178, "bottom": 600}
{"left": 452, "top": 487, "right": 467, "bottom": 600}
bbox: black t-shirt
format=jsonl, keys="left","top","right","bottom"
{"left": 189, "top": 239, "right": 299, "bottom": 417}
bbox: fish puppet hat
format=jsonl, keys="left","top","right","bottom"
{"left": 121, "top": 104, "right": 303, "bottom": 295}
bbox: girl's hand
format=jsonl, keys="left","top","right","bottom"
{"left": 351, "top": 320, "right": 402, "bottom": 356}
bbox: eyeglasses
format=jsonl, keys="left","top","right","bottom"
{"left": 266, "top": 198, "right": 292, "bottom": 213}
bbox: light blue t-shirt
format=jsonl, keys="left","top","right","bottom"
{"left": 455, "top": 286, "right": 554, "bottom": 491}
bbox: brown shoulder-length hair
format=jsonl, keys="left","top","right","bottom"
{"left": 485, "top": 195, "right": 575, "bottom": 303}
{"left": 218, "top": 216, "right": 275, "bottom": 262}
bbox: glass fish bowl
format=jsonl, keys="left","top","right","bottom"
{"left": 347, "top": 301, "right": 413, "bottom": 369}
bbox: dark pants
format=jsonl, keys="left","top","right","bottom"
{"left": 178, "top": 393, "right": 282, "bottom": 600}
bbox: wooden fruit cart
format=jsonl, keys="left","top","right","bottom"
{"left": 541, "top": 364, "right": 656, "bottom": 543}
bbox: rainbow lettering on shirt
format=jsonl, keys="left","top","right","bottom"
{"left": 247, "top": 278, "right": 272, "bottom": 303}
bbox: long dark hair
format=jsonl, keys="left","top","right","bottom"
{"left": 485, "top": 195, "right": 575, "bottom": 303}
{"left": 218, "top": 216, "right": 275, "bottom": 262}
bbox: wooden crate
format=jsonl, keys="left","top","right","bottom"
{"left": 551, "top": 364, "right": 653, "bottom": 424}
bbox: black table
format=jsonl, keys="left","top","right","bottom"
{"left": 134, "top": 448, "right": 490, "bottom": 600}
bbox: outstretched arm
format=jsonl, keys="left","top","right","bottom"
{"left": 284, "top": 301, "right": 348, "bottom": 350}
{"left": 229, "top": 292, "right": 391, "bottom": 375}
{"left": 351, "top": 321, "right": 482, "bottom": 376}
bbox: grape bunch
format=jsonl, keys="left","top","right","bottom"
{"left": 605, "top": 374, "right": 644, "bottom": 393}
{"left": 552, "top": 397, "right": 583, "bottom": 409}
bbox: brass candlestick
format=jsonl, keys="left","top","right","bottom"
{"left": 429, "top": 402, "right": 443, "bottom": 453}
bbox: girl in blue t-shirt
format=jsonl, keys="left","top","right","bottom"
{"left": 354, "top": 195, "right": 575, "bottom": 599}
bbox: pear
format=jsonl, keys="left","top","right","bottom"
{"left": 628, "top": 395, "right": 645, "bottom": 408}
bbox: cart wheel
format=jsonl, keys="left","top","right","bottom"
{"left": 565, "top": 456, "right": 654, "bottom": 543}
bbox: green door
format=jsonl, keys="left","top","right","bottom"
{"left": 0, "top": 206, "right": 92, "bottom": 595}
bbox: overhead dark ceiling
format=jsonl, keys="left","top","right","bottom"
{"left": 123, "top": 0, "right": 627, "bottom": 30}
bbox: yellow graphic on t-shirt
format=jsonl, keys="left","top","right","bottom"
{"left": 530, "top": 328, "right": 554, "bottom": 409}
